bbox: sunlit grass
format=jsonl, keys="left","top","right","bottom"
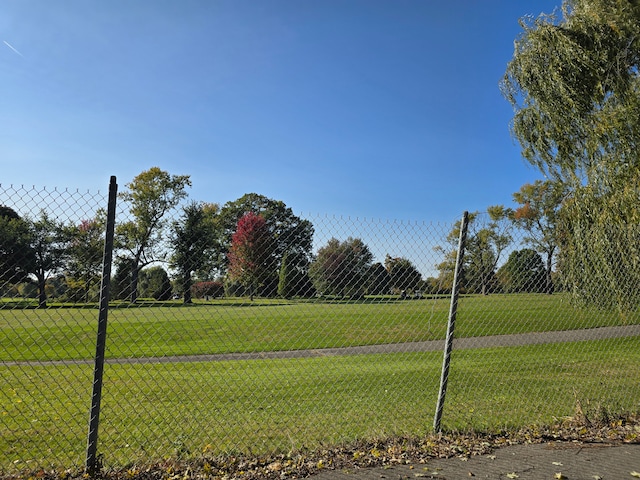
{"left": 1, "top": 294, "right": 637, "bottom": 362}
{"left": 2, "top": 337, "right": 639, "bottom": 471}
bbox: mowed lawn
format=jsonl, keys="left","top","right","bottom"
{"left": 1, "top": 294, "right": 640, "bottom": 471}
{"left": 1, "top": 293, "right": 637, "bottom": 362}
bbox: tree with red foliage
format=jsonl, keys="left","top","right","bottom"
{"left": 227, "top": 212, "right": 272, "bottom": 300}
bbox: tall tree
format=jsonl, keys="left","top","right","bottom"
{"left": 502, "top": 0, "right": 640, "bottom": 311}
{"left": 216, "top": 193, "right": 314, "bottom": 296}
{"left": 497, "top": 248, "right": 546, "bottom": 293}
{"left": 309, "top": 237, "right": 373, "bottom": 298}
{"left": 26, "top": 211, "right": 67, "bottom": 308}
{"left": 170, "top": 201, "right": 218, "bottom": 304}
{"left": 436, "top": 207, "right": 512, "bottom": 295}
{"left": 0, "top": 206, "right": 32, "bottom": 287}
{"left": 139, "top": 266, "right": 173, "bottom": 301}
{"left": 511, "top": 180, "right": 566, "bottom": 294}
{"left": 227, "top": 212, "right": 273, "bottom": 301}
{"left": 366, "top": 262, "right": 392, "bottom": 295}
{"left": 384, "top": 255, "right": 422, "bottom": 294}
{"left": 116, "top": 167, "right": 191, "bottom": 302}
{"left": 63, "top": 215, "right": 105, "bottom": 303}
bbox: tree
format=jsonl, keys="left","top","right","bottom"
{"left": 309, "top": 237, "right": 373, "bottom": 298}
{"left": 511, "top": 180, "right": 567, "bottom": 294}
{"left": 436, "top": 207, "right": 512, "bottom": 295}
{"left": 139, "top": 266, "right": 173, "bottom": 301}
{"left": 215, "top": 194, "right": 314, "bottom": 296}
{"left": 502, "top": 0, "right": 640, "bottom": 188}
{"left": 497, "top": 248, "right": 546, "bottom": 293}
{"left": 227, "top": 212, "right": 273, "bottom": 301}
{"left": 502, "top": 1, "right": 640, "bottom": 311}
{"left": 26, "top": 211, "right": 67, "bottom": 308}
{"left": 366, "top": 262, "right": 391, "bottom": 295}
{"left": 0, "top": 205, "right": 32, "bottom": 286}
{"left": 63, "top": 215, "right": 105, "bottom": 303}
{"left": 116, "top": 167, "right": 191, "bottom": 302}
{"left": 384, "top": 255, "right": 422, "bottom": 294}
{"left": 170, "top": 202, "right": 218, "bottom": 304}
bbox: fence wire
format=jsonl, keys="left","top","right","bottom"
{"left": 1, "top": 182, "right": 639, "bottom": 474}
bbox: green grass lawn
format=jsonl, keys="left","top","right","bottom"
{"left": 1, "top": 294, "right": 639, "bottom": 472}
{"left": 1, "top": 294, "right": 637, "bottom": 362}
{"left": 2, "top": 338, "right": 639, "bottom": 470}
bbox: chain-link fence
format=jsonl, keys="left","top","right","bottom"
{"left": 1, "top": 179, "right": 639, "bottom": 475}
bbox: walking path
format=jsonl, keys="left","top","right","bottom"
{"left": 309, "top": 442, "right": 640, "bottom": 480}
{"left": 4, "top": 324, "right": 640, "bottom": 366}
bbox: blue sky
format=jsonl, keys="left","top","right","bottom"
{"left": 1, "top": 1, "right": 561, "bottom": 223}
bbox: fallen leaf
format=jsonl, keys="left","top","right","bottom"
{"left": 552, "top": 462, "right": 563, "bottom": 466}
{"left": 593, "top": 476, "right": 602, "bottom": 480}
{"left": 488, "top": 455, "right": 496, "bottom": 460}
{"left": 554, "top": 473, "right": 567, "bottom": 479}
{"left": 506, "top": 474, "right": 519, "bottom": 479}
{"left": 631, "top": 472, "right": 640, "bottom": 478}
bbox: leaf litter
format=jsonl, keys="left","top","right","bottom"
{"left": 3, "top": 412, "right": 638, "bottom": 480}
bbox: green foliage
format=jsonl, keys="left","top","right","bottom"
{"left": 309, "top": 237, "right": 373, "bottom": 298}
{"left": 511, "top": 180, "right": 567, "bottom": 294}
{"left": 62, "top": 215, "right": 105, "bottom": 303}
{"left": 139, "top": 266, "right": 173, "bottom": 301}
{"left": 170, "top": 201, "right": 218, "bottom": 304}
{"left": 384, "top": 255, "right": 422, "bottom": 294}
{"left": 25, "top": 211, "right": 68, "bottom": 308}
{"left": 366, "top": 262, "right": 391, "bottom": 295}
{"left": 437, "top": 208, "right": 512, "bottom": 295}
{"left": 503, "top": 1, "right": 640, "bottom": 311}
{"left": 116, "top": 167, "right": 191, "bottom": 302}
{"left": 497, "top": 249, "right": 546, "bottom": 293}
{"left": 502, "top": 0, "right": 640, "bottom": 187}
{"left": 0, "top": 205, "right": 32, "bottom": 285}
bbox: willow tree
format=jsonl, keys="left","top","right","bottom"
{"left": 502, "top": 0, "right": 640, "bottom": 312}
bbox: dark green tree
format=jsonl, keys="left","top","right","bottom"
{"left": 497, "top": 248, "right": 546, "bottom": 293}
{"left": 366, "top": 262, "right": 391, "bottom": 295}
{"left": 0, "top": 206, "right": 32, "bottom": 286}
{"left": 26, "top": 211, "right": 67, "bottom": 308}
{"left": 170, "top": 202, "right": 218, "bottom": 304}
{"left": 116, "top": 167, "right": 191, "bottom": 302}
{"left": 309, "top": 237, "right": 373, "bottom": 298}
{"left": 139, "top": 266, "right": 173, "bottom": 301}
{"left": 384, "top": 255, "right": 422, "bottom": 294}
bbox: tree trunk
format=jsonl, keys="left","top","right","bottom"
{"left": 183, "top": 272, "right": 192, "bottom": 304}
{"left": 545, "top": 251, "right": 554, "bottom": 294}
{"left": 36, "top": 273, "right": 47, "bottom": 309}
{"left": 130, "top": 266, "right": 139, "bottom": 303}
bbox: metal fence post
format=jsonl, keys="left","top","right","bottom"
{"left": 86, "top": 176, "right": 118, "bottom": 474}
{"left": 433, "top": 211, "right": 469, "bottom": 432}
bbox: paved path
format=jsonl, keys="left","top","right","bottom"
{"left": 309, "top": 442, "right": 640, "bottom": 480}
{"left": 4, "top": 324, "right": 640, "bottom": 366}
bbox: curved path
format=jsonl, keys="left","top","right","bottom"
{"left": 4, "top": 324, "right": 640, "bottom": 367}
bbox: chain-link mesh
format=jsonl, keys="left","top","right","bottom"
{"left": 1, "top": 183, "right": 639, "bottom": 474}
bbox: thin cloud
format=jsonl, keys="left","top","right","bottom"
{"left": 3, "top": 40, "right": 24, "bottom": 57}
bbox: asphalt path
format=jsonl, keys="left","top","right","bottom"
{"left": 4, "top": 324, "right": 640, "bottom": 366}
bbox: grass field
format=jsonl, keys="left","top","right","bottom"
{"left": 1, "top": 294, "right": 640, "bottom": 472}
{"left": 1, "top": 294, "right": 637, "bottom": 362}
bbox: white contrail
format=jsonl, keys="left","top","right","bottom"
{"left": 3, "top": 40, "right": 24, "bottom": 57}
